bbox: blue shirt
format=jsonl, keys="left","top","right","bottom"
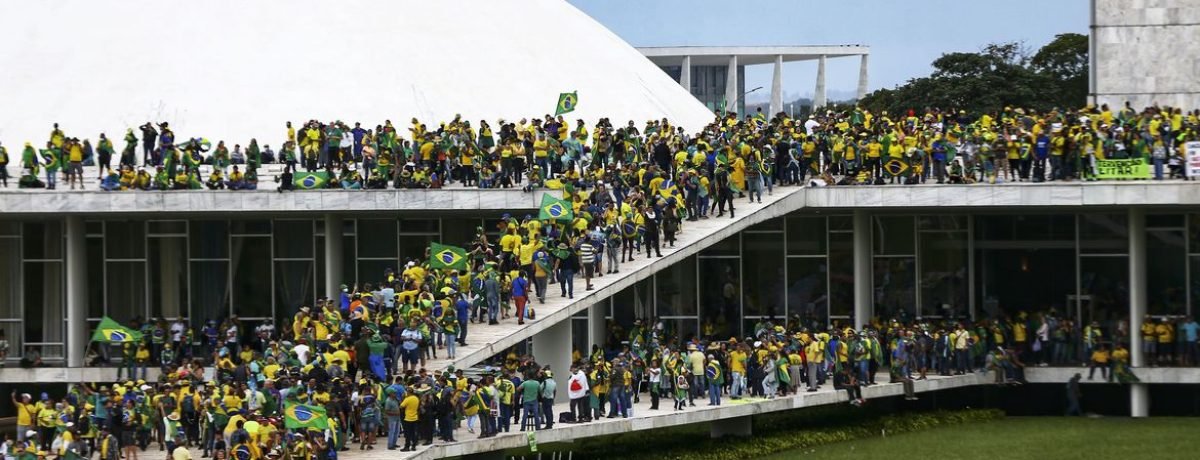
{"left": 1034, "top": 135, "right": 1050, "bottom": 159}
{"left": 1182, "top": 321, "right": 1200, "bottom": 342}
{"left": 456, "top": 299, "right": 470, "bottom": 320}
{"left": 512, "top": 277, "right": 529, "bottom": 298}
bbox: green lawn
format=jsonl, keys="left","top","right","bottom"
{"left": 763, "top": 417, "right": 1200, "bottom": 460}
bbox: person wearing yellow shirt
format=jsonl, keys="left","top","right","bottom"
{"left": 12, "top": 392, "right": 37, "bottom": 442}
{"left": 399, "top": 390, "right": 420, "bottom": 451}
{"left": 804, "top": 338, "right": 823, "bottom": 392}
{"left": 1088, "top": 344, "right": 1110, "bottom": 381}
{"left": 1155, "top": 319, "right": 1175, "bottom": 365}
{"left": 728, "top": 345, "right": 748, "bottom": 399}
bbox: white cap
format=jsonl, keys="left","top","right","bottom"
{"left": 26, "top": 430, "right": 37, "bottom": 437}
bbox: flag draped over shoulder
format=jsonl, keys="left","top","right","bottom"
{"left": 429, "top": 243, "right": 468, "bottom": 271}
{"left": 293, "top": 171, "right": 329, "bottom": 190}
{"left": 555, "top": 91, "right": 578, "bottom": 116}
{"left": 91, "top": 316, "right": 142, "bottom": 343}
{"left": 284, "top": 404, "right": 330, "bottom": 430}
{"left": 538, "top": 194, "right": 573, "bottom": 222}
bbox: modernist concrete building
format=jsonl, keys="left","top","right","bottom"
{"left": 1091, "top": 0, "right": 1200, "bottom": 109}
{"left": 639, "top": 45, "right": 871, "bottom": 115}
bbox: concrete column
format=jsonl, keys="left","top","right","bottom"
{"left": 588, "top": 300, "right": 606, "bottom": 350}
{"left": 679, "top": 55, "right": 692, "bottom": 90}
{"left": 533, "top": 318, "right": 572, "bottom": 404}
{"left": 769, "top": 54, "right": 783, "bottom": 116}
{"left": 725, "top": 55, "right": 739, "bottom": 113}
{"left": 856, "top": 54, "right": 870, "bottom": 100}
{"left": 1128, "top": 208, "right": 1149, "bottom": 417}
{"left": 814, "top": 55, "right": 828, "bottom": 109}
{"left": 324, "top": 214, "right": 344, "bottom": 301}
{"left": 160, "top": 239, "right": 182, "bottom": 319}
{"left": 710, "top": 415, "right": 752, "bottom": 438}
{"left": 853, "top": 210, "right": 872, "bottom": 329}
{"left": 66, "top": 216, "right": 87, "bottom": 367}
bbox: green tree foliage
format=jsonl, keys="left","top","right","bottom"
{"left": 861, "top": 33, "right": 1088, "bottom": 117}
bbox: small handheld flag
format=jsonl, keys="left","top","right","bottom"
{"left": 555, "top": 91, "right": 578, "bottom": 116}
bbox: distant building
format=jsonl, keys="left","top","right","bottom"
{"left": 1091, "top": 0, "right": 1200, "bottom": 109}
{"left": 638, "top": 45, "right": 870, "bottom": 115}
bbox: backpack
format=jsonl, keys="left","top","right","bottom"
{"left": 181, "top": 395, "right": 195, "bottom": 415}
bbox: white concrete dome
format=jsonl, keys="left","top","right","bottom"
{"left": 0, "top": 0, "right": 714, "bottom": 147}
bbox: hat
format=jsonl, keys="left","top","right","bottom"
{"left": 686, "top": 343, "right": 697, "bottom": 351}
{"left": 26, "top": 430, "right": 37, "bottom": 438}
{"left": 167, "top": 413, "right": 180, "bottom": 421}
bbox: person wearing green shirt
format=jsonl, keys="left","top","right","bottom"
{"left": 519, "top": 376, "right": 541, "bottom": 430}
{"left": 0, "top": 141, "right": 9, "bottom": 188}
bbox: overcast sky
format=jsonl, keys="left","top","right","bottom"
{"left": 569, "top": 0, "right": 1088, "bottom": 102}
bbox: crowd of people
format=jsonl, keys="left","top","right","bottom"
{"left": 4, "top": 103, "right": 1200, "bottom": 459}
{"left": 1, "top": 102, "right": 1197, "bottom": 192}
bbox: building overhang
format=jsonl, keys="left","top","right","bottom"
{"left": 638, "top": 45, "right": 869, "bottom": 66}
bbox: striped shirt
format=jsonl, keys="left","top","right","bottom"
{"left": 578, "top": 243, "right": 596, "bottom": 261}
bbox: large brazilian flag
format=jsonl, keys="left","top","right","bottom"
{"left": 429, "top": 242, "right": 468, "bottom": 271}
{"left": 284, "top": 403, "right": 330, "bottom": 430}
{"left": 91, "top": 316, "right": 142, "bottom": 343}
{"left": 555, "top": 91, "right": 578, "bottom": 116}
{"left": 538, "top": 194, "right": 573, "bottom": 222}
{"left": 293, "top": 171, "right": 329, "bottom": 190}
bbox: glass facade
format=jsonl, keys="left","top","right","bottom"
{"left": 656, "top": 64, "right": 744, "bottom": 114}
{"left": 1, "top": 210, "right": 1198, "bottom": 362}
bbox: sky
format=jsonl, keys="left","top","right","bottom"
{"left": 569, "top": 0, "right": 1089, "bottom": 103}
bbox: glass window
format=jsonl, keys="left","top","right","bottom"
{"left": 786, "top": 216, "right": 827, "bottom": 255}
{"left": 1147, "top": 214, "right": 1184, "bottom": 228}
{"left": 977, "top": 247, "right": 1075, "bottom": 318}
{"left": 190, "top": 261, "right": 229, "bottom": 322}
{"left": 873, "top": 216, "right": 914, "bottom": 256}
{"left": 190, "top": 220, "right": 228, "bottom": 259}
{"left": 663, "top": 318, "right": 699, "bottom": 345}
{"left": 148, "top": 220, "right": 187, "bottom": 235}
{"left": 356, "top": 259, "right": 396, "bottom": 287}
{"left": 743, "top": 232, "right": 785, "bottom": 319}
{"left": 701, "top": 234, "right": 739, "bottom": 257}
{"left": 86, "top": 237, "right": 104, "bottom": 318}
{"left": 357, "top": 219, "right": 398, "bottom": 258}
{"left": 749, "top": 217, "right": 783, "bottom": 231}
{"left": 273, "top": 220, "right": 313, "bottom": 259}
{"left": 829, "top": 216, "right": 854, "bottom": 232}
{"left": 85, "top": 221, "right": 103, "bottom": 236}
{"left": 655, "top": 256, "right": 697, "bottom": 317}
{"left": 699, "top": 258, "right": 740, "bottom": 338}
{"left": 1191, "top": 256, "right": 1200, "bottom": 317}
{"left": 442, "top": 218, "right": 480, "bottom": 248}
{"left": 230, "top": 220, "right": 271, "bottom": 235}
{"left": 23, "top": 262, "right": 62, "bottom": 343}
{"left": 106, "top": 262, "right": 146, "bottom": 323}
{"left": 1147, "top": 229, "right": 1186, "bottom": 315}
{"left": 1190, "top": 214, "right": 1200, "bottom": 251}
{"left": 918, "top": 215, "right": 967, "bottom": 231}
{"left": 787, "top": 257, "right": 828, "bottom": 328}
{"left": 919, "top": 231, "right": 969, "bottom": 318}
{"left": 400, "top": 235, "right": 435, "bottom": 265}
{"left": 23, "top": 221, "right": 62, "bottom": 260}
{"left": 106, "top": 221, "right": 146, "bottom": 259}
{"left": 275, "top": 261, "right": 314, "bottom": 316}
{"left": 0, "top": 239, "right": 21, "bottom": 318}
{"left": 874, "top": 257, "right": 916, "bottom": 320}
{"left": 148, "top": 238, "right": 188, "bottom": 320}
{"left": 342, "top": 235, "right": 356, "bottom": 285}
{"left": 400, "top": 219, "right": 440, "bottom": 234}
{"left": 828, "top": 232, "right": 854, "bottom": 318}
{"left": 231, "top": 237, "right": 272, "bottom": 318}
{"left": 612, "top": 278, "right": 653, "bottom": 335}
{"left": 1079, "top": 256, "right": 1128, "bottom": 325}
{"left": 0, "top": 221, "right": 18, "bottom": 236}
{"left": 1079, "top": 213, "right": 1128, "bottom": 254}
{"left": 976, "top": 214, "right": 1074, "bottom": 241}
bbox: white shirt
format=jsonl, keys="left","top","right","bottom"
{"left": 567, "top": 371, "right": 590, "bottom": 400}
{"left": 170, "top": 322, "right": 185, "bottom": 342}
{"left": 293, "top": 344, "right": 310, "bottom": 365}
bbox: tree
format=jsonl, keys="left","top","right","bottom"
{"left": 1031, "top": 33, "right": 1089, "bottom": 108}
{"left": 859, "top": 34, "right": 1088, "bottom": 117}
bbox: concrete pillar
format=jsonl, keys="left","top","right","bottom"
{"left": 679, "top": 55, "right": 692, "bottom": 91}
{"left": 160, "top": 239, "right": 182, "bottom": 319}
{"left": 856, "top": 54, "right": 870, "bottom": 100}
{"left": 66, "top": 216, "right": 87, "bottom": 367}
{"left": 769, "top": 54, "right": 783, "bottom": 116}
{"left": 710, "top": 415, "right": 752, "bottom": 438}
{"left": 853, "top": 210, "right": 872, "bottom": 329}
{"left": 814, "top": 55, "right": 828, "bottom": 109}
{"left": 533, "top": 318, "right": 572, "bottom": 404}
{"left": 324, "top": 214, "right": 344, "bottom": 301}
{"left": 725, "top": 55, "right": 739, "bottom": 114}
{"left": 1128, "top": 208, "right": 1149, "bottom": 417}
{"left": 588, "top": 300, "right": 606, "bottom": 350}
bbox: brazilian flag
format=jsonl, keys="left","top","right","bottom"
{"left": 284, "top": 404, "right": 330, "bottom": 430}
{"left": 538, "top": 194, "right": 573, "bottom": 222}
{"left": 883, "top": 158, "right": 910, "bottom": 178}
{"left": 91, "top": 316, "right": 142, "bottom": 343}
{"left": 555, "top": 91, "right": 578, "bottom": 116}
{"left": 430, "top": 243, "right": 468, "bottom": 271}
{"left": 294, "top": 171, "right": 329, "bottom": 190}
